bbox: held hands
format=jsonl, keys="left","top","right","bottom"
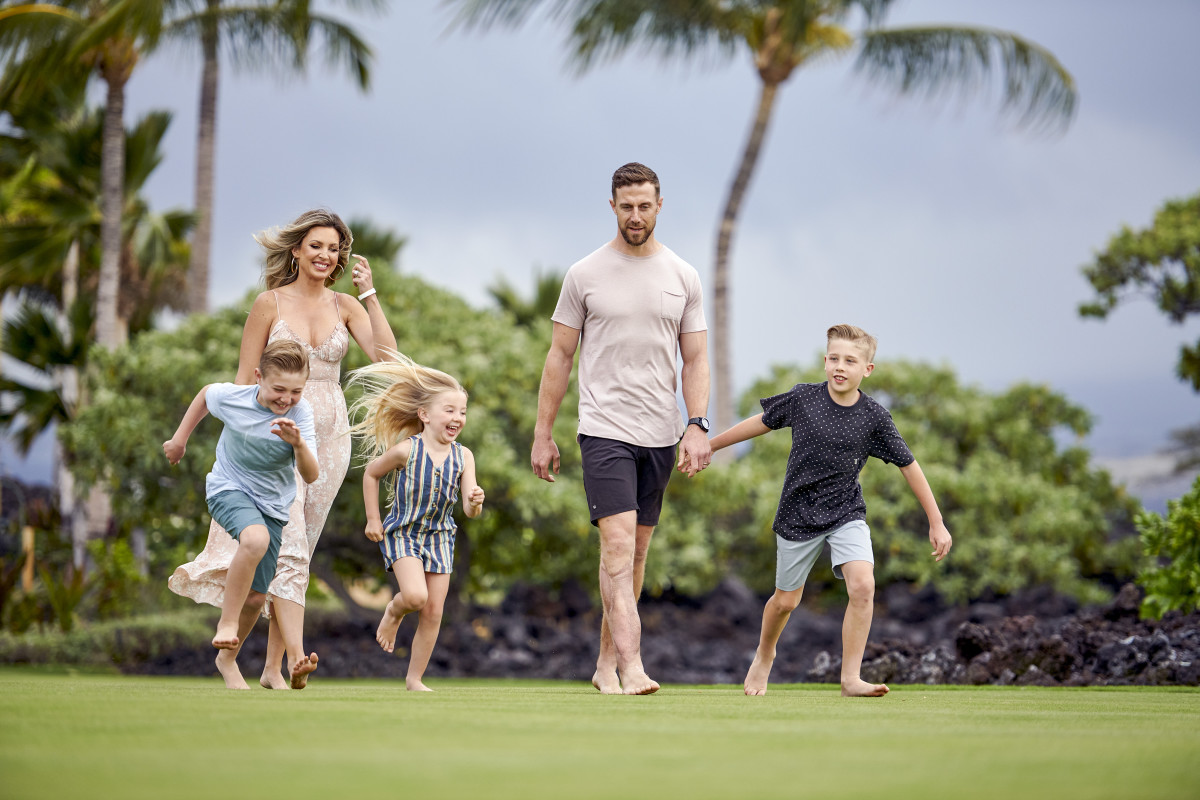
{"left": 676, "top": 426, "right": 713, "bottom": 477}
{"left": 531, "top": 436, "right": 561, "bottom": 483}
{"left": 162, "top": 438, "right": 186, "bottom": 465}
{"left": 930, "top": 521, "right": 953, "bottom": 562}
{"left": 364, "top": 518, "right": 384, "bottom": 543}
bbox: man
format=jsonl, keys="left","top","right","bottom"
{"left": 531, "top": 162, "right": 712, "bottom": 695}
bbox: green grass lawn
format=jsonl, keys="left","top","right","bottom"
{"left": 2, "top": 668, "right": 1198, "bottom": 800}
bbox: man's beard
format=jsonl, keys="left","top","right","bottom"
{"left": 620, "top": 219, "right": 654, "bottom": 247}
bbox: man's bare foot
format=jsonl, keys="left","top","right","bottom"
{"left": 621, "top": 670, "right": 660, "bottom": 696}
{"left": 259, "top": 671, "right": 289, "bottom": 690}
{"left": 211, "top": 624, "right": 239, "bottom": 651}
{"left": 290, "top": 652, "right": 319, "bottom": 689}
{"left": 591, "top": 669, "right": 622, "bottom": 695}
{"left": 744, "top": 652, "right": 775, "bottom": 696}
{"left": 406, "top": 679, "right": 433, "bottom": 692}
{"left": 376, "top": 607, "right": 403, "bottom": 653}
{"left": 215, "top": 652, "right": 249, "bottom": 690}
{"left": 841, "top": 677, "right": 889, "bottom": 697}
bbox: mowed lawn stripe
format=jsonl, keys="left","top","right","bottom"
{"left": 2, "top": 672, "right": 1197, "bottom": 800}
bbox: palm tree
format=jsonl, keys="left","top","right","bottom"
{"left": 488, "top": 270, "right": 564, "bottom": 330}
{"left": 448, "top": 0, "right": 1077, "bottom": 430}
{"left": 0, "top": 0, "right": 174, "bottom": 349}
{"left": 163, "top": 0, "right": 381, "bottom": 314}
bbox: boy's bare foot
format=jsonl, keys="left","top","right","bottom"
{"left": 744, "top": 652, "right": 775, "bottom": 696}
{"left": 841, "top": 677, "right": 889, "bottom": 697}
{"left": 290, "top": 652, "right": 319, "bottom": 689}
{"left": 259, "top": 671, "right": 289, "bottom": 691}
{"left": 376, "top": 607, "right": 403, "bottom": 653}
{"left": 215, "top": 652, "right": 250, "bottom": 690}
{"left": 212, "top": 624, "right": 239, "bottom": 650}
{"left": 621, "top": 670, "right": 660, "bottom": 696}
{"left": 591, "top": 669, "right": 622, "bottom": 695}
{"left": 406, "top": 679, "right": 433, "bottom": 692}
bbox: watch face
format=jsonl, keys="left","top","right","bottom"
{"left": 691, "top": 417, "right": 710, "bottom": 432}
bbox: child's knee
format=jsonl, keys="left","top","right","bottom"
{"left": 245, "top": 591, "right": 267, "bottom": 611}
{"left": 845, "top": 575, "right": 875, "bottom": 603}
{"left": 239, "top": 526, "right": 270, "bottom": 558}
{"left": 398, "top": 588, "right": 428, "bottom": 612}
{"left": 771, "top": 588, "right": 803, "bottom": 613}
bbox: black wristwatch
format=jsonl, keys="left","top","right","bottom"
{"left": 687, "top": 416, "right": 710, "bottom": 433}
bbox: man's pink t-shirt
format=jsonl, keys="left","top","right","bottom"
{"left": 552, "top": 244, "right": 707, "bottom": 448}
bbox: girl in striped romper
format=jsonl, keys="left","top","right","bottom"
{"left": 349, "top": 353, "right": 485, "bottom": 691}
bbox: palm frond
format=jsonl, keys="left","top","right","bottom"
{"left": 855, "top": 25, "right": 1076, "bottom": 131}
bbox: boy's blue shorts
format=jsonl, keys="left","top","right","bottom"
{"left": 207, "top": 490, "right": 286, "bottom": 594}
{"left": 775, "top": 519, "right": 874, "bottom": 591}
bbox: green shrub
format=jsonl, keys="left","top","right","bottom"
{"left": 1137, "top": 475, "right": 1200, "bottom": 619}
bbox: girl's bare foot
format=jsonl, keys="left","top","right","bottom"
{"left": 376, "top": 607, "right": 403, "bottom": 653}
{"left": 290, "top": 652, "right": 319, "bottom": 689}
{"left": 841, "top": 677, "right": 889, "bottom": 697}
{"left": 215, "top": 652, "right": 250, "bottom": 690}
{"left": 621, "top": 670, "right": 660, "bottom": 696}
{"left": 259, "top": 671, "right": 289, "bottom": 690}
{"left": 744, "top": 652, "right": 775, "bottom": 696}
{"left": 212, "top": 624, "right": 239, "bottom": 650}
{"left": 406, "top": 679, "right": 433, "bottom": 692}
{"left": 591, "top": 669, "right": 622, "bottom": 695}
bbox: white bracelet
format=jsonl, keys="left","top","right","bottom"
{"left": 358, "top": 288, "right": 377, "bottom": 301}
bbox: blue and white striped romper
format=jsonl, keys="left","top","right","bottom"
{"left": 379, "top": 436, "right": 464, "bottom": 574}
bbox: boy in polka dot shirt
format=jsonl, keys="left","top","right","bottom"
{"left": 709, "top": 324, "right": 952, "bottom": 697}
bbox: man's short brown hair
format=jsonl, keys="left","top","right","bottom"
{"left": 826, "top": 324, "right": 878, "bottom": 363}
{"left": 259, "top": 340, "right": 309, "bottom": 379}
{"left": 612, "top": 162, "right": 660, "bottom": 198}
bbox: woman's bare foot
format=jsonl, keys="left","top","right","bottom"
{"left": 259, "top": 671, "right": 289, "bottom": 690}
{"left": 406, "top": 679, "right": 433, "bottom": 692}
{"left": 841, "top": 677, "right": 889, "bottom": 697}
{"left": 621, "top": 670, "right": 660, "bottom": 696}
{"left": 290, "top": 652, "right": 319, "bottom": 689}
{"left": 215, "top": 652, "right": 249, "bottom": 690}
{"left": 744, "top": 652, "right": 775, "bottom": 696}
{"left": 211, "top": 624, "right": 239, "bottom": 651}
{"left": 376, "top": 607, "right": 403, "bottom": 653}
{"left": 591, "top": 669, "right": 622, "bottom": 695}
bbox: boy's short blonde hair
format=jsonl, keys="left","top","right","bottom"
{"left": 826, "top": 324, "right": 878, "bottom": 362}
{"left": 259, "top": 340, "right": 309, "bottom": 379}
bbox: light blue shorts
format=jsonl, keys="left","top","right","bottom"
{"left": 207, "top": 490, "right": 286, "bottom": 595}
{"left": 775, "top": 519, "right": 874, "bottom": 591}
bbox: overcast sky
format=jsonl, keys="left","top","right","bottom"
{"left": 4, "top": 0, "right": 1200, "bottom": 485}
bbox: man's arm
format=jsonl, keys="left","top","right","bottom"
{"left": 677, "top": 330, "right": 712, "bottom": 477}
{"left": 899, "top": 460, "right": 952, "bottom": 561}
{"left": 531, "top": 322, "right": 580, "bottom": 482}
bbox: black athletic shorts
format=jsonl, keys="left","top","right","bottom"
{"left": 577, "top": 434, "right": 675, "bottom": 527}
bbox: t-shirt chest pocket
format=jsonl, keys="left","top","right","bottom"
{"left": 660, "top": 290, "right": 685, "bottom": 322}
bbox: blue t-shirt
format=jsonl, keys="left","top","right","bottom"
{"left": 204, "top": 383, "right": 317, "bottom": 520}
{"left": 761, "top": 382, "right": 914, "bottom": 541}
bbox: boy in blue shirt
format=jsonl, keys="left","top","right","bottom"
{"left": 163, "top": 340, "right": 319, "bottom": 689}
{"left": 709, "top": 324, "right": 952, "bottom": 697}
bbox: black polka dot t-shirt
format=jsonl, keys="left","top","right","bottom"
{"left": 761, "top": 382, "right": 914, "bottom": 541}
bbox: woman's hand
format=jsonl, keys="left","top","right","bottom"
{"left": 350, "top": 254, "right": 374, "bottom": 295}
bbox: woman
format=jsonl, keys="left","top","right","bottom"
{"left": 170, "top": 209, "right": 396, "bottom": 689}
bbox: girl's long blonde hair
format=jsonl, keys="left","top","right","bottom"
{"left": 256, "top": 209, "right": 353, "bottom": 290}
{"left": 347, "top": 350, "right": 467, "bottom": 461}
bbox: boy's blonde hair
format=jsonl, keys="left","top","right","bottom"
{"left": 259, "top": 340, "right": 309, "bottom": 379}
{"left": 827, "top": 324, "right": 878, "bottom": 363}
{"left": 347, "top": 350, "right": 467, "bottom": 460}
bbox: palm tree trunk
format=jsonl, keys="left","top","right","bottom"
{"left": 96, "top": 76, "right": 126, "bottom": 349}
{"left": 713, "top": 79, "right": 780, "bottom": 435}
{"left": 188, "top": 0, "right": 220, "bottom": 314}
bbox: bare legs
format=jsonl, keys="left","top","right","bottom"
{"left": 259, "top": 598, "right": 318, "bottom": 690}
{"left": 375, "top": 557, "right": 449, "bottom": 691}
{"left": 212, "top": 525, "right": 268, "bottom": 690}
{"left": 838, "top": 560, "right": 888, "bottom": 697}
{"left": 592, "top": 512, "right": 658, "bottom": 695}
{"left": 743, "top": 560, "right": 888, "bottom": 698}
{"left": 743, "top": 587, "right": 804, "bottom": 695}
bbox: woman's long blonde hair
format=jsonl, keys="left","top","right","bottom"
{"left": 256, "top": 209, "right": 353, "bottom": 290}
{"left": 347, "top": 350, "right": 467, "bottom": 461}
